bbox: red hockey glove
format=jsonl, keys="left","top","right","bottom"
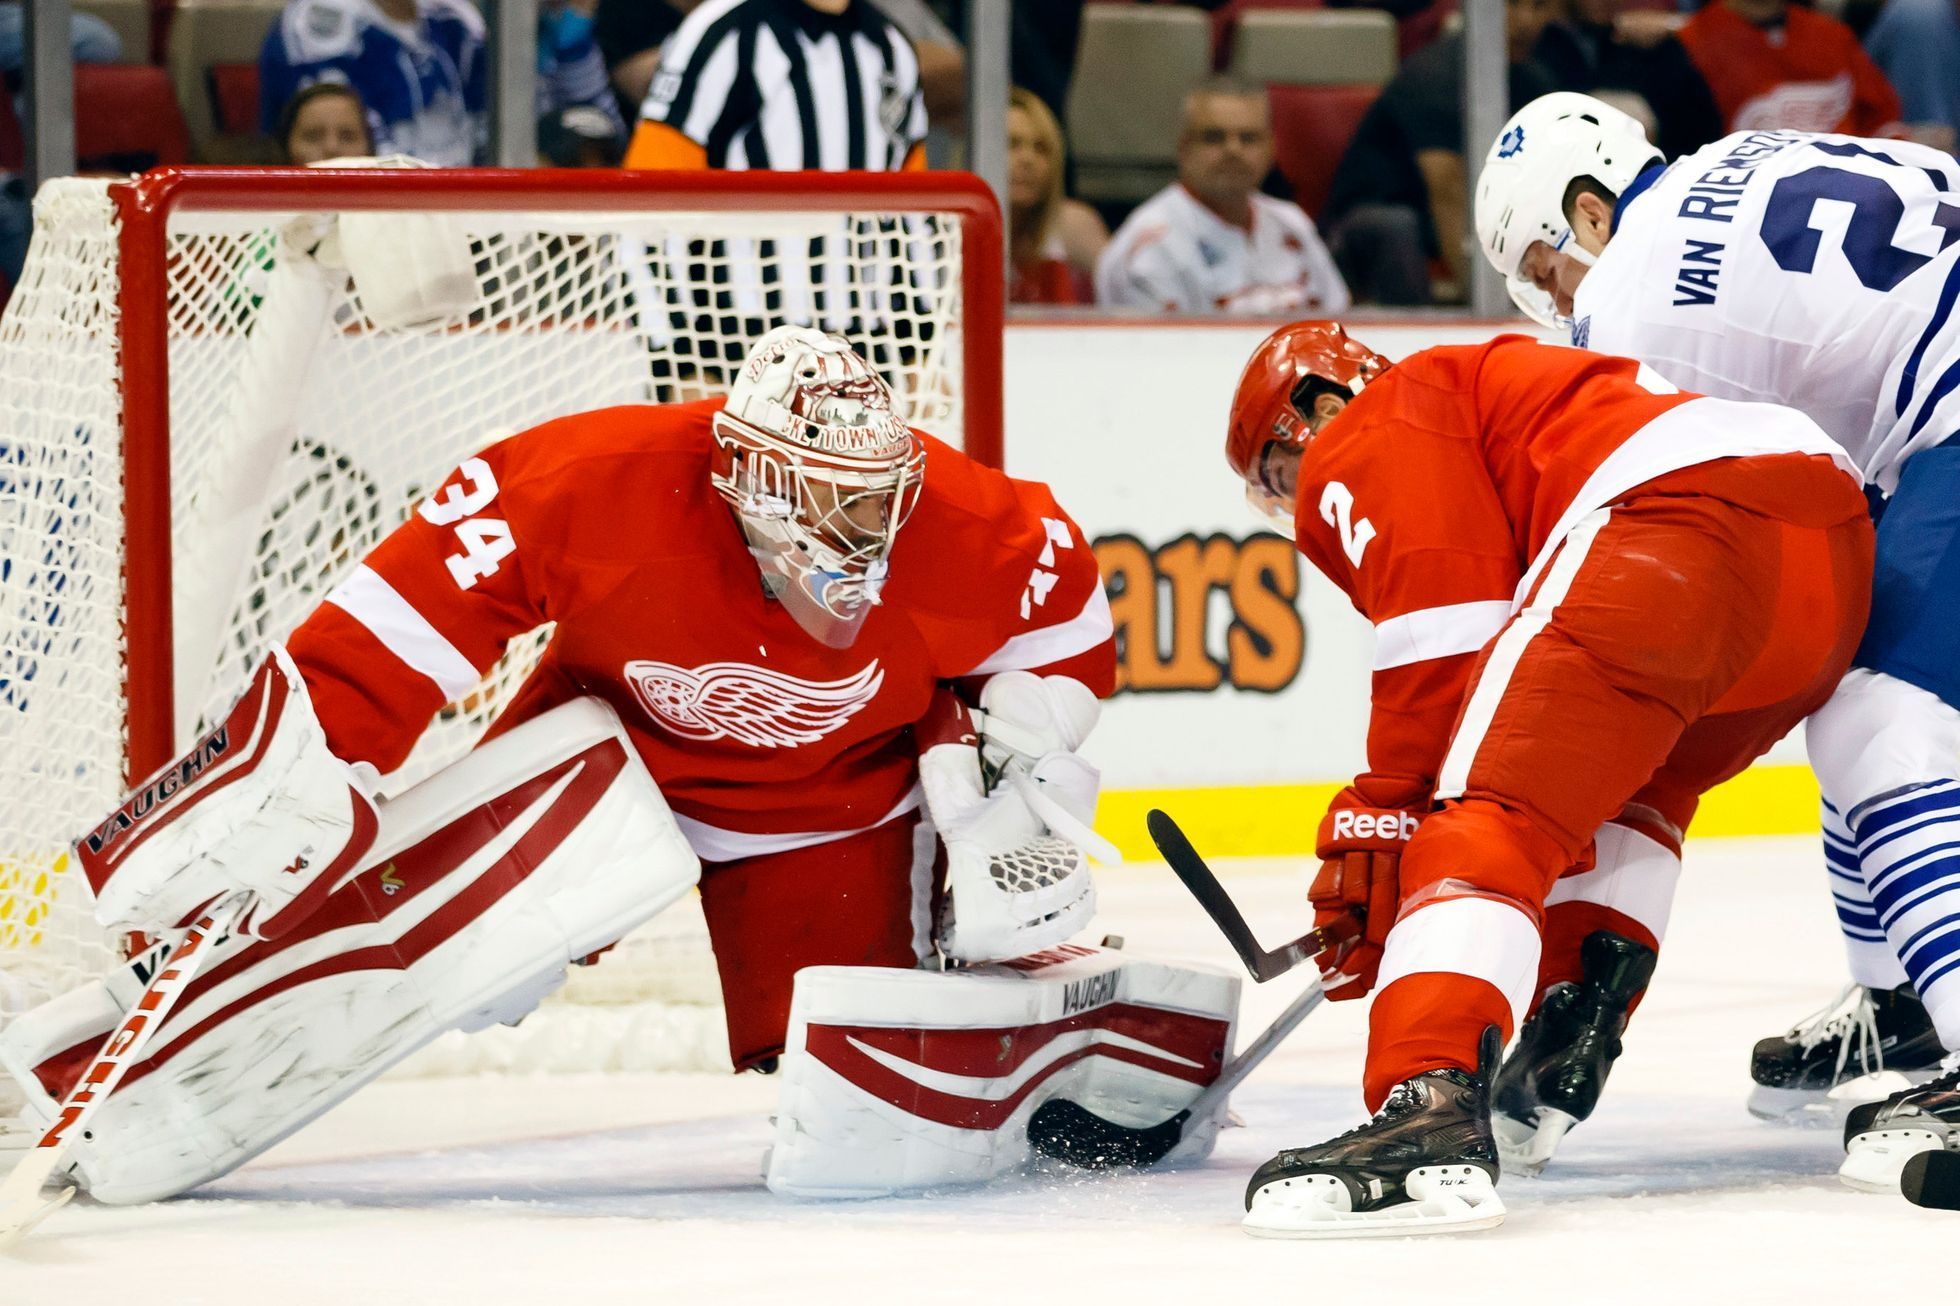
{"left": 1309, "top": 804, "right": 1422, "bottom": 1000}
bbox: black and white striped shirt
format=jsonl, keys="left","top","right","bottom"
{"left": 626, "top": 0, "right": 928, "bottom": 171}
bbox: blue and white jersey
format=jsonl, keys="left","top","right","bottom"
{"left": 260, "top": 0, "right": 487, "bottom": 167}
{"left": 537, "top": 1, "right": 622, "bottom": 127}
{"left": 1573, "top": 130, "right": 1960, "bottom": 494}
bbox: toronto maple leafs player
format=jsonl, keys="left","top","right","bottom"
{"left": 1, "top": 328, "right": 1251, "bottom": 1210}
{"left": 1474, "top": 92, "right": 1960, "bottom": 1186}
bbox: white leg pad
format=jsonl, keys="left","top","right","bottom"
{"left": 0, "top": 698, "right": 698, "bottom": 1205}
{"left": 766, "top": 946, "right": 1239, "bottom": 1197}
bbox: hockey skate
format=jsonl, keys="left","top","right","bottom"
{"left": 1492, "top": 930, "right": 1656, "bottom": 1176}
{"left": 1839, "top": 1056, "right": 1960, "bottom": 1192}
{"left": 1243, "top": 1027, "right": 1504, "bottom": 1238}
{"left": 1747, "top": 983, "right": 1943, "bottom": 1125}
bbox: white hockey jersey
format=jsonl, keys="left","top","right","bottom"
{"left": 1573, "top": 129, "right": 1960, "bottom": 492}
{"left": 1096, "top": 184, "right": 1350, "bottom": 315}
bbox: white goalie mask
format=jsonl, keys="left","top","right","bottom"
{"left": 712, "top": 326, "right": 926, "bottom": 649}
{"left": 1474, "top": 92, "right": 1662, "bottom": 328}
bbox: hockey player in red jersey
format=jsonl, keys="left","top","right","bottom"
{"left": 0, "top": 329, "right": 1245, "bottom": 1213}
{"left": 1225, "top": 324, "right": 1874, "bottom": 1237}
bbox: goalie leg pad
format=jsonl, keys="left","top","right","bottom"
{"left": 0, "top": 698, "right": 698, "bottom": 1205}
{"left": 765, "top": 946, "right": 1240, "bottom": 1197}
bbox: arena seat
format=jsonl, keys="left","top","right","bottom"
{"left": 167, "top": 0, "right": 283, "bottom": 162}
{"left": 1067, "top": 4, "right": 1213, "bottom": 208}
{"left": 0, "top": 64, "right": 190, "bottom": 171}
{"left": 1268, "top": 83, "right": 1380, "bottom": 219}
{"left": 1206, "top": 0, "right": 1324, "bottom": 69}
{"left": 1229, "top": 9, "right": 1398, "bottom": 86}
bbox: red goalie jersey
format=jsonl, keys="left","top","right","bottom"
{"left": 1289, "top": 335, "right": 1858, "bottom": 808}
{"left": 285, "top": 399, "right": 1115, "bottom": 861}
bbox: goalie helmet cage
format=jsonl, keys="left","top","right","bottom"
{"left": 0, "top": 166, "right": 1002, "bottom": 1074}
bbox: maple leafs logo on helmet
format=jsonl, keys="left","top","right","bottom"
{"left": 1498, "top": 125, "right": 1525, "bottom": 159}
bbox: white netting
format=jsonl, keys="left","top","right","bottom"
{"left": 0, "top": 173, "right": 974, "bottom": 1083}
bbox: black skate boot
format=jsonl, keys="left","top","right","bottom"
{"left": 1748, "top": 982, "right": 1943, "bottom": 1125}
{"left": 1839, "top": 1057, "right": 1960, "bottom": 1191}
{"left": 1242, "top": 1027, "right": 1503, "bottom": 1238}
{"left": 1492, "top": 930, "right": 1657, "bottom": 1176}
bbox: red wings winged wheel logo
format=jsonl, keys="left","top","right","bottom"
{"left": 624, "top": 659, "right": 885, "bottom": 749}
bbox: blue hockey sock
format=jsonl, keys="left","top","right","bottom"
{"left": 1854, "top": 780, "right": 1960, "bottom": 1045}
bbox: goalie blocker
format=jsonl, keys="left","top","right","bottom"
{"left": 0, "top": 697, "right": 701, "bottom": 1205}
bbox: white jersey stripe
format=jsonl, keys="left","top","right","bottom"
{"left": 1543, "top": 821, "right": 1681, "bottom": 943}
{"left": 962, "top": 584, "right": 1115, "bottom": 678}
{"left": 1434, "top": 510, "right": 1611, "bottom": 800}
{"left": 324, "top": 565, "right": 481, "bottom": 701}
{"left": 1374, "top": 896, "right": 1541, "bottom": 1033}
{"left": 675, "top": 784, "right": 921, "bottom": 863}
{"left": 1372, "top": 600, "right": 1512, "bottom": 671}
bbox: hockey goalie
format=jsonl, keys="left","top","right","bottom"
{"left": 0, "top": 327, "right": 1239, "bottom": 1209}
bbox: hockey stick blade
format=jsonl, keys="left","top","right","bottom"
{"left": 1029, "top": 980, "right": 1326, "bottom": 1170}
{"left": 1144, "top": 808, "right": 1354, "bottom": 982}
{"left": 0, "top": 890, "right": 250, "bottom": 1252}
{"left": 1902, "top": 1150, "right": 1960, "bottom": 1210}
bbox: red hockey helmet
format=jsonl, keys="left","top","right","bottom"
{"left": 1225, "top": 321, "right": 1390, "bottom": 534}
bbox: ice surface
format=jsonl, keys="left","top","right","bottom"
{"left": 5, "top": 837, "right": 1948, "bottom": 1302}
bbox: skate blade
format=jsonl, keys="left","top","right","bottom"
{"left": 1838, "top": 1128, "right": 1944, "bottom": 1193}
{"left": 1748, "top": 1069, "right": 1936, "bottom": 1128}
{"left": 1242, "top": 1165, "right": 1505, "bottom": 1239}
{"left": 1493, "top": 1107, "right": 1577, "bottom": 1178}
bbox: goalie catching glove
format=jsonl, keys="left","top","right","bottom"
{"left": 75, "top": 646, "right": 379, "bottom": 940}
{"left": 919, "top": 672, "right": 1113, "bottom": 963}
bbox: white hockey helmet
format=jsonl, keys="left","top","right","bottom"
{"left": 712, "top": 326, "right": 925, "bottom": 649}
{"left": 1474, "top": 92, "right": 1663, "bottom": 327}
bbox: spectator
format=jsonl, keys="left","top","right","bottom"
{"left": 1533, "top": 0, "right": 1725, "bottom": 160}
{"left": 0, "top": 1, "right": 121, "bottom": 72}
{"left": 593, "top": 0, "right": 690, "bottom": 109}
{"left": 539, "top": 0, "right": 626, "bottom": 134}
{"left": 1097, "top": 78, "right": 1349, "bottom": 315}
{"left": 1007, "top": 87, "right": 1106, "bottom": 306}
{"left": 1862, "top": 0, "right": 1960, "bottom": 141}
{"left": 622, "top": 0, "right": 926, "bottom": 170}
{"left": 1676, "top": 0, "right": 1904, "bottom": 136}
{"left": 277, "top": 82, "right": 375, "bottom": 163}
{"left": 259, "top": 0, "right": 486, "bottom": 167}
{"left": 539, "top": 103, "right": 627, "bottom": 166}
{"left": 0, "top": 1, "right": 121, "bottom": 293}
{"left": 1320, "top": 0, "right": 1560, "bottom": 305}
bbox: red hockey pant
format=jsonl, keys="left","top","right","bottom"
{"left": 698, "top": 814, "right": 933, "bottom": 1070}
{"left": 1363, "top": 461, "right": 1873, "bottom": 1108}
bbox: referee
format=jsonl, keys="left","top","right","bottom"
{"left": 624, "top": 0, "right": 929, "bottom": 170}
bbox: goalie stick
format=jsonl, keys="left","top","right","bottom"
{"left": 0, "top": 890, "right": 251, "bottom": 1251}
{"left": 1028, "top": 977, "right": 1325, "bottom": 1169}
{"left": 1145, "top": 807, "right": 1356, "bottom": 982}
{"left": 1025, "top": 807, "right": 1356, "bottom": 1169}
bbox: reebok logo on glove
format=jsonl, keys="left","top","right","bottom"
{"left": 1328, "top": 809, "right": 1420, "bottom": 843}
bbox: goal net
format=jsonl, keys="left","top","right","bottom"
{"left": 0, "top": 166, "right": 1001, "bottom": 1083}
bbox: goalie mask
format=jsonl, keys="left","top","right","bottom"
{"left": 713, "top": 327, "right": 926, "bottom": 649}
{"left": 1225, "top": 322, "right": 1389, "bottom": 537}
